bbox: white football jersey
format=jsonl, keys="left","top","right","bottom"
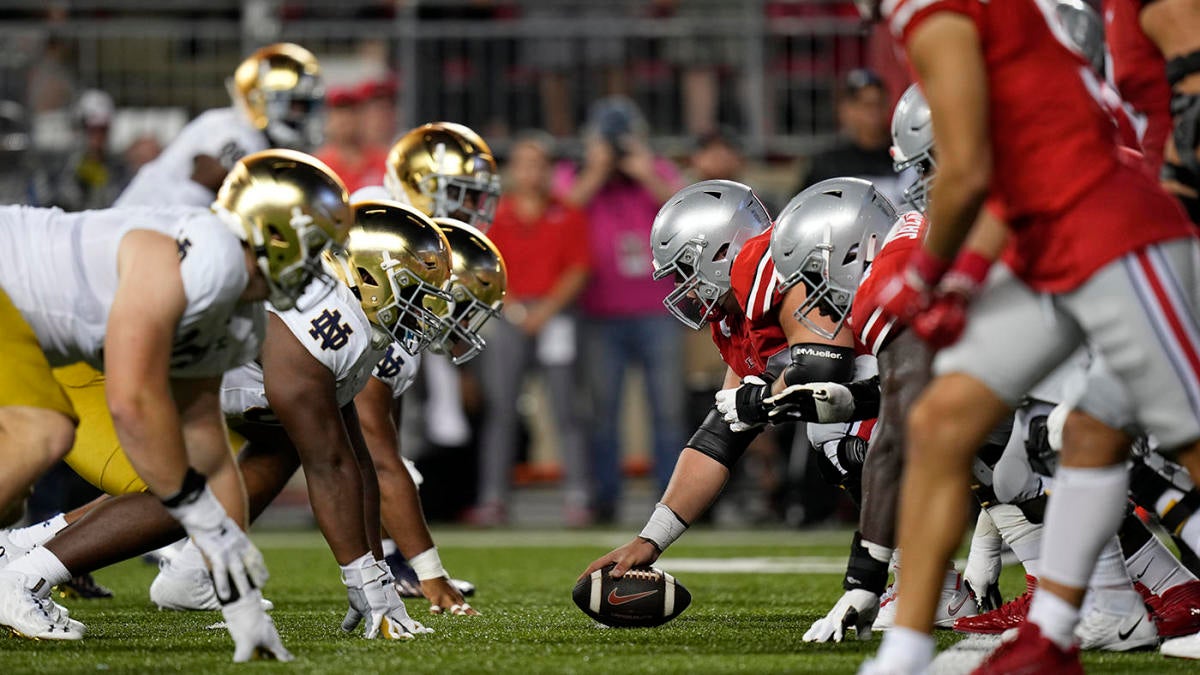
{"left": 371, "top": 341, "right": 422, "bottom": 399}
{"left": 0, "top": 204, "right": 264, "bottom": 378}
{"left": 221, "top": 278, "right": 384, "bottom": 422}
{"left": 116, "top": 108, "right": 268, "bottom": 208}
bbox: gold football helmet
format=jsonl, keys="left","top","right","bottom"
{"left": 230, "top": 42, "right": 324, "bottom": 150}
{"left": 214, "top": 149, "right": 352, "bottom": 311}
{"left": 384, "top": 122, "right": 501, "bottom": 230}
{"left": 325, "top": 200, "right": 455, "bottom": 355}
{"left": 429, "top": 217, "right": 507, "bottom": 365}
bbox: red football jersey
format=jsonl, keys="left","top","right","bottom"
{"left": 709, "top": 229, "right": 789, "bottom": 379}
{"left": 887, "top": 0, "right": 1192, "bottom": 292}
{"left": 1104, "top": 0, "right": 1171, "bottom": 173}
{"left": 850, "top": 211, "right": 926, "bottom": 356}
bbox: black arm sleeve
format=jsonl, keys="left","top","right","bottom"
{"left": 687, "top": 407, "right": 760, "bottom": 469}
{"left": 782, "top": 343, "right": 856, "bottom": 387}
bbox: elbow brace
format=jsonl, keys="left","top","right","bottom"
{"left": 687, "top": 406, "right": 760, "bottom": 469}
{"left": 782, "top": 343, "right": 855, "bottom": 387}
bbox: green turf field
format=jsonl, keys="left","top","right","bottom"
{"left": 1, "top": 528, "right": 1190, "bottom": 674}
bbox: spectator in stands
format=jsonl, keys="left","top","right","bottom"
{"left": 468, "top": 131, "right": 592, "bottom": 527}
{"left": 0, "top": 100, "right": 47, "bottom": 206}
{"left": 314, "top": 87, "right": 387, "bottom": 193}
{"left": 555, "top": 97, "right": 687, "bottom": 523}
{"left": 357, "top": 77, "right": 400, "bottom": 151}
{"left": 689, "top": 126, "right": 746, "bottom": 183}
{"left": 796, "top": 68, "right": 912, "bottom": 205}
{"left": 52, "top": 90, "right": 130, "bottom": 211}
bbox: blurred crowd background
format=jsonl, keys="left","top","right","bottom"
{"left": 1, "top": 0, "right": 911, "bottom": 530}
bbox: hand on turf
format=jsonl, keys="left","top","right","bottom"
{"left": 803, "top": 589, "right": 880, "bottom": 643}
{"left": 423, "top": 577, "right": 479, "bottom": 616}
{"left": 361, "top": 560, "right": 434, "bottom": 639}
{"left": 766, "top": 382, "right": 855, "bottom": 424}
{"left": 578, "top": 538, "right": 660, "bottom": 582}
{"left": 221, "top": 590, "right": 293, "bottom": 663}
{"left": 714, "top": 375, "right": 772, "bottom": 432}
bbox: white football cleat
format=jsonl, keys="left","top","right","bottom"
{"left": 150, "top": 559, "right": 273, "bottom": 612}
{"left": 1162, "top": 632, "right": 1200, "bottom": 659}
{"left": 1074, "top": 601, "right": 1158, "bottom": 651}
{"left": 0, "top": 570, "right": 85, "bottom": 640}
{"left": 0, "top": 530, "right": 31, "bottom": 569}
{"left": 874, "top": 569, "right": 977, "bottom": 630}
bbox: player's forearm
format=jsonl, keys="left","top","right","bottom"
{"left": 108, "top": 388, "right": 190, "bottom": 498}
{"left": 378, "top": 461, "right": 436, "bottom": 559}
{"left": 343, "top": 405, "right": 384, "bottom": 559}
{"left": 659, "top": 448, "right": 731, "bottom": 524}
{"left": 293, "top": 430, "right": 372, "bottom": 565}
{"left": 923, "top": 166, "right": 989, "bottom": 262}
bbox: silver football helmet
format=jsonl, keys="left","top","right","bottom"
{"left": 650, "top": 180, "right": 773, "bottom": 330}
{"left": 1056, "top": 0, "right": 1105, "bottom": 77}
{"left": 890, "top": 84, "right": 935, "bottom": 212}
{"left": 772, "top": 177, "right": 898, "bottom": 339}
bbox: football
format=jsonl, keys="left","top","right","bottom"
{"left": 572, "top": 564, "right": 691, "bottom": 628}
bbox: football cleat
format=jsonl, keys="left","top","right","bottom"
{"left": 1142, "top": 580, "right": 1200, "bottom": 638}
{"left": 384, "top": 551, "right": 476, "bottom": 598}
{"left": 150, "top": 559, "right": 273, "bottom": 612}
{"left": 57, "top": 573, "right": 114, "bottom": 600}
{"left": 1163, "top": 632, "right": 1200, "bottom": 659}
{"left": 972, "top": 622, "right": 1083, "bottom": 675}
{"left": 0, "top": 530, "right": 31, "bottom": 569}
{"left": 955, "top": 575, "right": 1036, "bottom": 634}
{"left": 1074, "top": 595, "right": 1159, "bottom": 651}
{"left": 0, "top": 571, "right": 85, "bottom": 640}
{"left": 874, "top": 569, "right": 977, "bottom": 631}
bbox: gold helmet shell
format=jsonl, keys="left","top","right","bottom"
{"left": 384, "top": 122, "right": 501, "bottom": 230}
{"left": 429, "top": 217, "right": 507, "bottom": 365}
{"left": 325, "top": 200, "right": 455, "bottom": 355}
{"left": 230, "top": 42, "right": 324, "bottom": 150}
{"left": 214, "top": 149, "right": 352, "bottom": 311}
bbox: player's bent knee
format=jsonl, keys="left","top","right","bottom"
{"left": 1060, "top": 410, "right": 1130, "bottom": 468}
{"left": 0, "top": 406, "right": 76, "bottom": 464}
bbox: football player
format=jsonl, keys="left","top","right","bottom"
{"left": 1, "top": 201, "right": 448, "bottom": 641}
{"left": 578, "top": 178, "right": 881, "bottom": 581}
{"left": 0, "top": 148, "right": 350, "bottom": 659}
{"left": 117, "top": 42, "right": 324, "bottom": 209}
{"left": 849, "top": 1, "right": 1200, "bottom": 673}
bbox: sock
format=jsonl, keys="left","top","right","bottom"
{"left": 1040, "top": 464, "right": 1128, "bottom": 589}
{"left": 6, "top": 546, "right": 72, "bottom": 588}
{"left": 1125, "top": 534, "right": 1196, "bottom": 594}
{"left": 990, "top": 502, "right": 1043, "bottom": 577}
{"left": 875, "top": 626, "right": 934, "bottom": 671}
{"left": 382, "top": 538, "right": 399, "bottom": 558}
{"left": 1028, "top": 589, "right": 1080, "bottom": 650}
{"left": 1088, "top": 538, "right": 1132, "bottom": 589}
{"left": 6, "top": 514, "right": 69, "bottom": 549}
{"left": 964, "top": 508, "right": 1002, "bottom": 592}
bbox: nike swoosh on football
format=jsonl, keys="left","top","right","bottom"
{"left": 1118, "top": 616, "right": 1142, "bottom": 641}
{"left": 607, "top": 589, "right": 658, "bottom": 606}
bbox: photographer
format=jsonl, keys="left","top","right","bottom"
{"left": 554, "top": 97, "right": 686, "bottom": 523}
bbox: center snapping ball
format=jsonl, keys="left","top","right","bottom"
{"left": 572, "top": 564, "right": 691, "bottom": 627}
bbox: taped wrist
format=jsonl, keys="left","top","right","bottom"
{"left": 638, "top": 503, "right": 689, "bottom": 553}
{"left": 782, "top": 343, "right": 855, "bottom": 387}
{"left": 687, "top": 407, "right": 758, "bottom": 468}
{"left": 409, "top": 547, "right": 449, "bottom": 581}
{"left": 843, "top": 531, "right": 889, "bottom": 595}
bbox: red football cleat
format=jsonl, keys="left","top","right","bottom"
{"left": 1144, "top": 580, "right": 1200, "bottom": 638}
{"left": 972, "top": 621, "right": 1083, "bottom": 675}
{"left": 955, "top": 575, "right": 1036, "bottom": 634}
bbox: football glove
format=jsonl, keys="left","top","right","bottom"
{"left": 803, "top": 589, "right": 880, "bottom": 643}
{"left": 165, "top": 483, "right": 268, "bottom": 604}
{"left": 342, "top": 557, "right": 434, "bottom": 639}
{"left": 221, "top": 590, "right": 293, "bottom": 663}
{"left": 714, "top": 375, "right": 772, "bottom": 432}
{"left": 766, "top": 381, "right": 856, "bottom": 423}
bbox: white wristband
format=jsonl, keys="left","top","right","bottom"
{"left": 409, "top": 547, "right": 449, "bottom": 581}
{"left": 638, "top": 502, "right": 689, "bottom": 553}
